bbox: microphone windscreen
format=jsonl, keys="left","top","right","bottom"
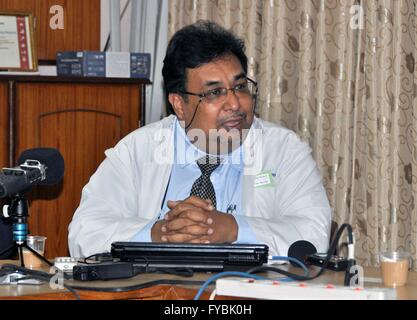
{"left": 17, "top": 148, "right": 65, "bottom": 186}
{"left": 287, "top": 240, "right": 317, "bottom": 267}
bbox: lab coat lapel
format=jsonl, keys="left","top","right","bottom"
{"left": 138, "top": 117, "right": 175, "bottom": 219}
{"left": 242, "top": 118, "right": 264, "bottom": 218}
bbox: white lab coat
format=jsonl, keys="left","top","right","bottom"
{"left": 68, "top": 115, "right": 331, "bottom": 258}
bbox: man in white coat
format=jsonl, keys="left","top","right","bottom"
{"left": 68, "top": 21, "right": 331, "bottom": 258}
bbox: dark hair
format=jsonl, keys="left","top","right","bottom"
{"left": 162, "top": 20, "right": 248, "bottom": 109}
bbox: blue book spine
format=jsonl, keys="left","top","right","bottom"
{"left": 56, "top": 51, "right": 84, "bottom": 76}
{"left": 130, "top": 53, "right": 151, "bottom": 79}
{"left": 83, "top": 51, "right": 106, "bottom": 77}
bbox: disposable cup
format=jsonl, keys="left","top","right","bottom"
{"left": 379, "top": 251, "right": 411, "bottom": 287}
{"left": 22, "top": 235, "right": 47, "bottom": 268}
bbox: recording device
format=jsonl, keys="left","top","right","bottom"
{"left": 73, "top": 262, "right": 137, "bottom": 281}
{"left": 0, "top": 148, "right": 65, "bottom": 198}
{"left": 249, "top": 225, "right": 356, "bottom": 286}
{"left": 287, "top": 239, "right": 349, "bottom": 271}
{"left": 287, "top": 224, "right": 357, "bottom": 286}
{"left": 306, "top": 253, "right": 348, "bottom": 271}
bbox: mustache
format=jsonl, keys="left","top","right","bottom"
{"left": 218, "top": 111, "right": 247, "bottom": 125}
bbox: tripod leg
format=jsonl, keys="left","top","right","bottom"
{"left": 22, "top": 243, "right": 53, "bottom": 266}
{"left": 0, "top": 244, "right": 16, "bottom": 259}
{"left": 18, "top": 246, "right": 25, "bottom": 268}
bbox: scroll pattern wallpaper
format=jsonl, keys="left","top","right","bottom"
{"left": 169, "top": 0, "right": 417, "bottom": 268}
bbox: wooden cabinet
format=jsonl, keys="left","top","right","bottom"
{"left": 0, "top": 76, "right": 150, "bottom": 258}
{"left": 0, "top": 83, "right": 8, "bottom": 236}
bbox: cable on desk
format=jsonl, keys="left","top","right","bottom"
{"left": 209, "top": 289, "right": 217, "bottom": 300}
{"left": 193, "top": 256, "right": 309, "bottom": 300}
{"left": 79, "top": 252, "right": 113, "bottom": 264}
{"left": 269, "top": 256, "right": 309, "bottom": 275}
{"left": 193, "top": 271, "right": 280, "bottom": 300}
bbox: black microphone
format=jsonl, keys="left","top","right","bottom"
{"left": 0, "top": 148, "right": 64, "bottom": 198}
{"left": 287, "top": 240, "right": 317, "bottom": 267}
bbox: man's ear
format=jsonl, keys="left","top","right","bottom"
{"left": 168, "top": 93, "right": 186, "bottom": 120}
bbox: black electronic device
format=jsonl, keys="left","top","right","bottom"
{"left": 306, "top": 253, "right": 349, "bottom": 271}
{"left": 0, "top": 148, "right": 64, "bottom": 198}
{"left": 72, "top": 262, "right": 136, "bottom": 281}
{"left": 111, "top": 242, "right": 269, "bottom": 272}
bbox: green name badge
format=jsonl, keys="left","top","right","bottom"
{"left": 254, "top": 171, "right": 275, "bottom": 188}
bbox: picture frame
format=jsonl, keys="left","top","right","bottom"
{"left": 0, "top": 12, "right": 38, "bottom": 71}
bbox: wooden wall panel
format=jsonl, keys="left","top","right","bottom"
{"left": 0, "top": 83, "right": 8, "bottom": 223}
{"left": 0, "top": 0, "right": 100, "bottom": 60}
{"left": 0, "top": 83, "right": 8, "bottom": 168}
{"left": 15, "top": 83, "right": 141, "bottom": 258}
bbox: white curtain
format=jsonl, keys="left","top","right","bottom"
{"left": 130, "top": 0, "right": 168, "bottom": 124}
{"left": 103, "top": 0, "right": 168, "bottom": 124}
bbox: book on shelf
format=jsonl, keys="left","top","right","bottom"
{"left": 57, "top": 51, "right": 151, "bottom": 79}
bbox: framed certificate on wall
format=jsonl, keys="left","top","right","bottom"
{"left": 0, "top": 12, "right": 38, "bottom": 71}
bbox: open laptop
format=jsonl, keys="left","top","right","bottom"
{"left": 111, "top": 242, "right": 269, "bottom": 272}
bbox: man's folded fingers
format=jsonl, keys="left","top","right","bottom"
{"left": 179, "top": 224, "right": 212, "bottom": 236}
{"left": 164, "top": 218, "right": 195, "bottom": 231}
{"left": 178, "top": 210, "right": 212, "bottom": 224}
{"left": 183, "top": 196, "right": 214, "bottom": 210}
{"left": 161, "top": 233, "right": 198, "bottom": 243}
{"left": 189, "top": 237, "right": 211, "bottom": 244}
{"left": 165, "top": 203, "right": 195, "bottom": 220}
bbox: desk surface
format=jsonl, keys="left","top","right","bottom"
{"left": 1, "top": 261, "right": 416, "bottom": 300}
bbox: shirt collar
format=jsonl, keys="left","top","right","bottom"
{"left": 174, "top": 118, "right": 243, "bottom": 172}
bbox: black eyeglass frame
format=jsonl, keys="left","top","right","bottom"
{"left": 179, "top": 77, "right": 258, "bottom": 103}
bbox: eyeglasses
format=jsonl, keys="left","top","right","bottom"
{"left": 180, "top": 77, "right": 258, "bottom": 105}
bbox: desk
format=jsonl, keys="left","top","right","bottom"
{"left": 1, "top": 261, "right": 416, "bottom": 300}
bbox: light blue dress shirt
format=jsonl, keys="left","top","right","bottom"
{"left": 131, "top": 119, "right": 258, "bottom": 243}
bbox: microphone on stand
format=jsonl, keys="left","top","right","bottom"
{"left": 0, "top": 147, "right": 65, "bottom": 267}
{"left": 0, "top": 148, "right": 64, "bottom": 198}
